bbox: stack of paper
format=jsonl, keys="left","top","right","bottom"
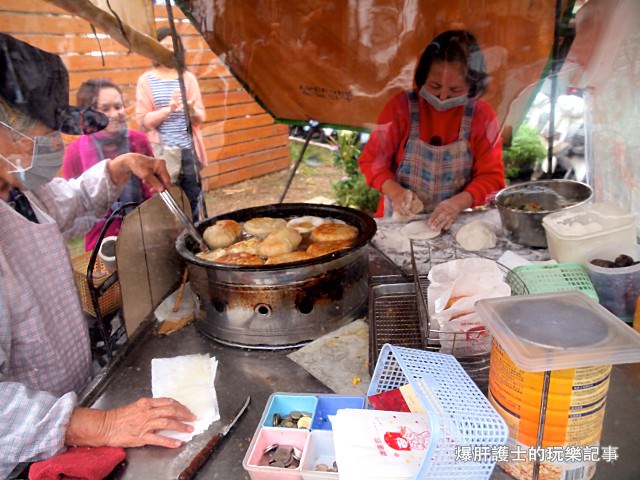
{"left": 151, "top": 354, "right": 220, "bottom": 442}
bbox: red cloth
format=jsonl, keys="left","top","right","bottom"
{"left": 29, "top": 447, "right": 126, "bottom": 480}
{"left": 358, "top": 90, "right": 505, "bottom": 217}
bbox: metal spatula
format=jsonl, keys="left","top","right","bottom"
{"left": 158, "top": 189, "right": 210, "bottom": 253}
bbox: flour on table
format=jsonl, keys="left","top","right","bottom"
{"left": 401, "top": 220, "right": 441, "bottom": 240}
{"left": 375, "top": 220, "right": 441, "bottom": 253}
{"left": 455, "top": 220, "right": 497, "bottom": 251}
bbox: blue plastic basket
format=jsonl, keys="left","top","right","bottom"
{"left": 368, "top": 344, "right": 508, "bottom": 480}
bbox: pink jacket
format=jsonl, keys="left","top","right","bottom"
{"left": 63, "top": 130, "right": 154, "bottom": 251}
{"left": 135, "top": 69, "right": 207, "bottom": 166}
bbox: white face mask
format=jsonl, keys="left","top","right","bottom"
{"left": 419, "top": 85, "right": 468, "bottom": 112}
{"left": 0, "top": 121, "right": 65, "bottom": 190}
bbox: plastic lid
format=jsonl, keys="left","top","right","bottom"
{"left": 476, "top": 291, "right": 640, "bottom": 372}
{"left": 542, "top": 202, "right": 635, "bottom": 238}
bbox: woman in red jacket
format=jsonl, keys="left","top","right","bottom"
{"left": 358, "top": 30, "right": 505, "bottom": 230}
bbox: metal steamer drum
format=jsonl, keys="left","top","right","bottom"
{"left": 176, "top": 203, "right": 377, "bottom": 348}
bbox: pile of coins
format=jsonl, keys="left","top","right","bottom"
{"left": 314, "top": 460, "right": 339, "bottom": 472}
{"left": 261, "top": 443, "right": 302, "bottom": 469}
{"left": 272, "top": 410, "right": 312, "bottom": 429}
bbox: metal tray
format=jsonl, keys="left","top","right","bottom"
{"left": 368, "top": 281, "right": 490, "bottom": 392}
{"left": 368, "top": 282, "right": 422, "bottom": 374}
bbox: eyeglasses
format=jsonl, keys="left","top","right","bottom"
{"left": 0, "top": 119, "right": 63, "bottom": 151}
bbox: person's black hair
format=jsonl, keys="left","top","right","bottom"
{"left": 414, "top": 30, "right": 488, "bottom": 97}
{"left": 76, "top": 78, "right": 123, "bottom": 110}
{"left": 153, "top": 26, "right": 185, "bottom": 68}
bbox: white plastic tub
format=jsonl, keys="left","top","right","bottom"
{"left": 542, "top": 202, "right": 636, "bottom": 263}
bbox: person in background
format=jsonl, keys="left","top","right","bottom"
{"left": 0, "top": 33, "right": 194, "bottom": 478}
{"left": 358, "top": 30, "right": 505, "bottom": 229}
{"left": 64, "top": 79, "right": 154, "bottom": 252}
{"left": 136, "top": 26, "right": 206, "bottom": 221}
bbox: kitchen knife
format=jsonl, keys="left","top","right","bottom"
{"left": 177, "top": 396, "right": 251, "bottom": 480}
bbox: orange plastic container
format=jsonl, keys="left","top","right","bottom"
{"left": 477, "top": 292, "right": 640, "bottom": 480}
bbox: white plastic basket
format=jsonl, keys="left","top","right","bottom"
{"left": 368, "top": 344, "right": 508, "bottom": 480}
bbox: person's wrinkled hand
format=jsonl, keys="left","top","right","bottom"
{"left": 107, "top": 153, "right": 171, "bottom": 192}
{"left": 387, "top": 185, "right": 413, "bottom": 218}
{"left": 428, "top": 198, "right": 464, "bottom": 231}
{"left": 123, "top": 152, "right": 171, "bottom": 192}
{"left": 66, "top": 398, "right": 196, "bottom": 449}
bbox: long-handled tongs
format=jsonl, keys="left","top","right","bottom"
{"left": 158, "top": 189, "right": 210, "bottom": 253}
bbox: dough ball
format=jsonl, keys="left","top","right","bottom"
{"left": 392, "top": 193, "right": 424, "bottom": 221}
{"left": 410, "top": 194, "right": 424, "bottom": 214}
{"left": 203, "top": 220, "right": 242, "bottom": 249}
{"left": 215, "top": 252, "right": 265, "bottom": 266}
{"left": 265, "top": 251, "right": 314, "bottom": 265}
{"left": 455, "top": 220, "right": 497, "bottom": 251}
{"left": 310, "top": 223, "right": 359, "bottom": 242}
{"left": 227, "top": 238, "right": 260, "bottom": 255}
{"left": 258, "top": 227, "right": 302, "bottom": 257}
{"left": 243, "top": 217, "right": 287, "bottom": 238}
{"left": 307, "top": 240, "right": 354, "bottom": 258}
{"left": 286, "top": 216, "right": 326, "bottom": 234}
{"left": 400, "top": 221, "right": 441, "bottom": 240}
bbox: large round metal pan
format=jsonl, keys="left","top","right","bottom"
{"left": 176, "top": 202, "right": 377, "bottom": 271}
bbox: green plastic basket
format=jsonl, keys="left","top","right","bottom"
{"left": 506, "top": 263, "right": 599, "bottom": 301}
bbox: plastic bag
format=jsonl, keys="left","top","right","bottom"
{"left": 427, "top": 258, "right": 510, "bottom": 355}
{"left": 152, "top": 143, "right": 182, "bottom": 183}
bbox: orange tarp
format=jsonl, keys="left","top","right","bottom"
{"left": 180, "top": 0, "right": 570, "bottom": 130}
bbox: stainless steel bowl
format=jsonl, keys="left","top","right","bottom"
{"left": 495, "top": 180, "right": 593, "bottom": 247}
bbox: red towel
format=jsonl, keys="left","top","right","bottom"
{"left": 29, "top": 447, "right": 126, "bottom": 480}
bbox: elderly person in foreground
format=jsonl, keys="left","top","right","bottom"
{"left": 0, "top": 33, "right": 194, "bottom": 478}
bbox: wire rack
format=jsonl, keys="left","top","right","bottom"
{"left": 408, "top": 239, "right": 529, "bottom": 386}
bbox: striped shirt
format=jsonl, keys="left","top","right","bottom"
{"left": 148, "top": 73, "right": 191, "bottom": 148}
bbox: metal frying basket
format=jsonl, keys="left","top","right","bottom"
{"left": 409, "top": 239, "right": 528, "bottom": 386}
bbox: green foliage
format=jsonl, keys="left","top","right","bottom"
{"left": 503, "top": 124, "right": 547, "bottom": 180}
{"left": 331, "top": 130, "right": 380, "bottom": 214}
{"left": 288, "top": 142, "right": 333, "bottom": 175}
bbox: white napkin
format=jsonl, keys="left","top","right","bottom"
{"left": 151, "top": 354, "right": 220, "bottom": 442}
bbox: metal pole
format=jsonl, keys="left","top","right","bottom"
{"left": 87, "top": 201, "right": 138, "bottom": 360}
{"left": 279, "top": 120, "right": 319, "bottom": 203}
{"left": 545, "top": 0, "right": 563, "bottom": 178}
{"left": 532, "top": 370, "right": 552, "bottom": 480}
{"left": 164, "top": 0, "right": 208, "bottom": 219}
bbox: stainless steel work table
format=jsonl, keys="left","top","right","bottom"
{"left": 88, "top": 321, "right": 640, "bottom": 480}
{"left": 89, "top": 324, "right": 331, "bottom": 479}
{"left": 88, "top": 243, "right": 640, "bottom": 479}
